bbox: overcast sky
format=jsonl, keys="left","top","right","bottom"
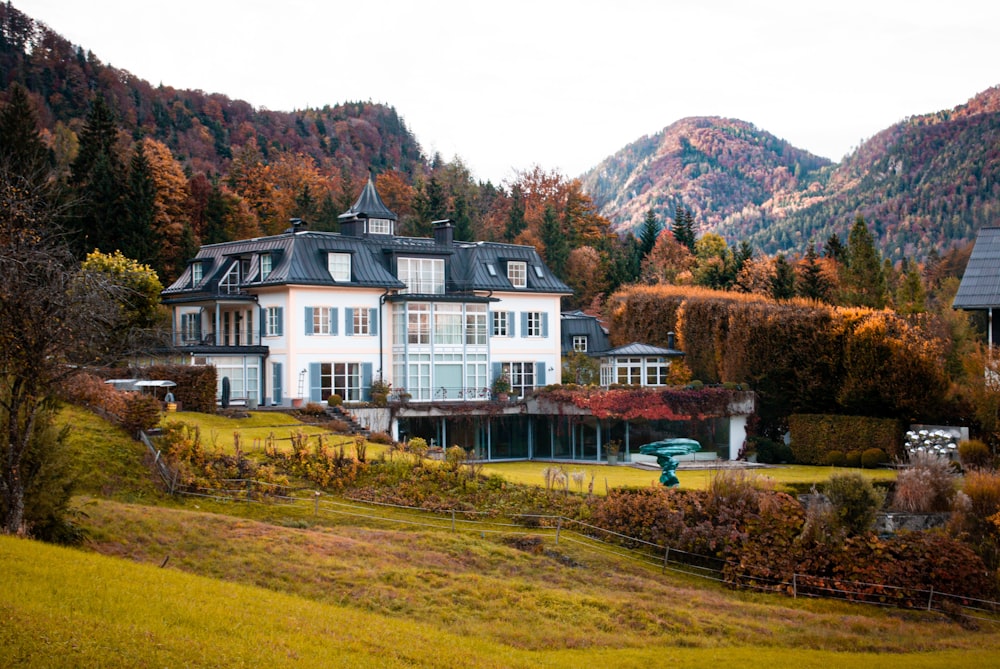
{"left": 13, "top": 0, "right": 1000, "bottom": 184}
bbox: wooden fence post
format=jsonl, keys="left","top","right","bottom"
{"left": 927, "top": 587, "right": 934, "bottom": 612}
{"left": 451, "top": 509, "right": 456, "bottom": 532}
{"left": 662, "top": 546, "right": 670, "bottom": 573}
{"left": 314, "top": 491, "right": 320, "bottom": 516}
{"left": 556, "top": 517, "right": 562, "bottom": 545}
{"left": 793, "top": 573, "right": 797, "bottom": 599}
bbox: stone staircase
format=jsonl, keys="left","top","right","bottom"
{"left": 327, "top": 405, "right": 369, "bottom": 436}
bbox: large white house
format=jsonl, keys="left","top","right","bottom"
{"left": 161, "top": 175, "right": 572, "bottom": 408}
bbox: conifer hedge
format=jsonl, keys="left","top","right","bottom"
{"left": 787, "top": 414, "right": 902, "bottom": 465}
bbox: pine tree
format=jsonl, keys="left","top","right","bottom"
{"left": 673, "top": 206, "right": 696, "bottom": 253}
{"left": 539, "top": 204, "right": 568, "bottom": 277}
{"left": 0, "top": 84, "right": 49, "bottom": 183}
{"left": 798, "top": 244, "right": 830, "bottom": 302}
{"left": 824, "top": 233, "right": 846, "bottom": 262}
{"left": 842, "top": 215, "right": 886, "bottom": 308}
{"left": 639, "top": 208, "right": 659, "bottom": 259}
{"left": 504, "top": 184, "right": 526, "bottom": 242}
{"left": 770, "top": 253, "right": 796, "bottom": 300}
{"left": 123, "top": 142, "right": 158, "bottom": 265}
{"left": 895, "top": 264, "right": 927, "bottom": 314}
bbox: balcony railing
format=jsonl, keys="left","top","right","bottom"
{"left": 389, "top": 386, "right": 529, "bottom": 403}
{"left": 171, "top": 330, "right": 262, "bottom": 347}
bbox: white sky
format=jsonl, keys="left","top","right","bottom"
{"left": 13, "top": 0, "right": 1000, "bottom": 184}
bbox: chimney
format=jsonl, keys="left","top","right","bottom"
{"left": 433, "top": 219, "right": 453, "bottom": 246}
{"left": 667, "top": 331, "right": 676, "bottom": 350}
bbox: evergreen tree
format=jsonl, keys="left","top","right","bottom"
{"left": 895, "top": 264, "right": 927, "bottom": 314}
{"left": 639, "top": 208, "right": 659, "bottom": 259}
{"left": 842, "top": 215, "right": 886, "bottom": 308}
{"left": 798, "top": 244, "right": 830, "bottom": 302}
{"left": 451, "top": 191, "right": 472, "bottom": 241}
{"left": 203, "top": 182, "right": 233, "bottom": 244}
{"left": 673, "top": 206, "right": 696, "bottom": 253}
{"left": 824, "top": 232, "right": 847, "bottom": 262}
{"left": 504, "top": 184, "right": 526, "bottom": 242}
{"left": 539, "top": 204, "right": 569, "bottom": 277}
{"left": 69, "top": 94, "right": 127, "bottom": 257}
{"left": 0, "top": 84, "right": 49, "bottom": 183}
{"left": 123, "top": 142, "right": 158, "bottom": 265}
{"left": 732, "top": 240, "right": 754, "bottom": 278}
{"left": 770, "top": 253, "right": 796, "bottom": 300}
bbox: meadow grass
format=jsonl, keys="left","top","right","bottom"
{"left": 8, "top": 501, "right": 997, "bottom": 668}
{"left": 482, "top": 460, "right": 896, "bottom": 493}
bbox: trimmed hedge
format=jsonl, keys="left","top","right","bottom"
{"left": 140, "top": 364, "right": 217, "bottom": 413}
{"left": 788, "top": 413, "right": 902, "bottom": 465}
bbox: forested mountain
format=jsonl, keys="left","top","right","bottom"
{"left": 0, "top": 3, "right": 424, "bottom": 181}
{"left": 582, "top": 87, "right": 1000, "bottom": 263}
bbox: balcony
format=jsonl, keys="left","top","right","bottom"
{"left": 169, "top": 330, "right": 266, "bottom": 352}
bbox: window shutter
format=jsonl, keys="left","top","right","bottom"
{"left": 276, "top": 307, "right": 284, "bottom": 336}
{"left": 309, "top": 363, "right": 322, "bottom": 402}
{"left": 541, "top": 313, "right": 549, "bottom": 338}
{"left": 492, "top": 362, "right": 502, "bottom": 384}
{"left": 535, "top": 362, "right": 546, "bottom": 387}
{"left": 194, "top": 313, "right": 202, "bottom": 339}
{"left": 345, "top": 308, "right": 353, "bottom": 336}
{"left": 361, "top": 363, "right": 373, "bottom": 401}
{"left": 272, "top": 362, "right": 283, "bottom": 404}
{"left": 369, "top": 308, "right": 378, "bottom": 336}
{"left": 260, "top": 308, "right": 267, "bottom": 338}
{"left": 508, "top": 312, "right": 514, "bottom": 337}
{"left": 520, "top": 312, "right": 528, "bottom": 337}
{"left": 330, "top": 308, "right": 338, "bottom": 336}
{"left": 305, "top": 307, "right": 313, "bottom": 335}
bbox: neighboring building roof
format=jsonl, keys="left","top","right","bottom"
{"left": 599, "top": 342, "right": 685, "bottom": 358}
{"left": 560, "top": 310, "right": 610, "bottom": 354}
{"left": 338, "top": 173, "right": 398, "bottom": 222}
{"left": 954, "top": 227, "right": 1000, "bottom": 309}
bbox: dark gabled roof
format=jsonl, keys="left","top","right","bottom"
{"left": 162, "top": 230, "right": 572, "bottom": 298}
{"left": 954, "top": 227, "right": 1000, "bottom": 309}
{"left": 599, "top": 342, "right": 685, "bottom": 357}
{"left": 560, "top": 310, "right": 610, "bottom": 354}
{"left": 338, "top": 174, "right": 397, "bottom": 222}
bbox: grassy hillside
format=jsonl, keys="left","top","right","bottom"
{"left": 3, "top": 406, "right": 993, "bottom": 667}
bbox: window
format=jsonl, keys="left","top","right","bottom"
{"left": 264, "top": 306, "right": 283, "bottom": 337}
{"left": 219, "top": 262, "right": 242, "bottom": 293}
{"left": 573, "top": 335, "right": 588, "bottom": 352}
{"left": 328, "top": 253, "right": 351, "bottom": 282}
{"left": 320, "top": 362, "right": 361, "bottom": 401}
{"left": 502, "top": 362, "right": 536, "bottom": 398}
{"left": 507, "top": 261, "right": 527, "bottom": 288}
{"left": 191, "top": 263, "right": 203, "bottom": 286}
{"left": 526, "top": 311, "right": 544, "bottom": 337}
{"left": 368, "top": 218, "right": 392, "bottom": 235}
{"left": 533, "top": 265, "right": 544, "bottom": 278}
{"left": 465, "top": 304, "right": 487, "bottom": 346}
{"left": 406, "top": 303, "right": 431, "bottom": 344}
{"left": 180, "top": 312, "right": 201, "bottom": 342}
{"left": 433, "top": 304, "right": 462, "bottom": 345}
{"left": 260, "top": 254, "right": 272, "bottom": 280}
{"left": 351, "top": 307, "right": 374, "bottom": 336}
{"left": 492, "top": 311, "right": 510, "bottom": 337}
{"left": 306, "top": 307, "right": 337, "bottom": 335}
{"left": 398, "top": 257, "right": 444, "bottom": 294}
{"left": 646, "top": 357, "right": 670, "bottom": 386}
{"left": 616, "top": 358, "right": 643, "bottom": 386}
{"left": 486, "top": 263, "right": 497, "bottom": 277}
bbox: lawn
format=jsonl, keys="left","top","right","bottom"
{"left": 482, "top": 460, "right": 897, "bottom": 492}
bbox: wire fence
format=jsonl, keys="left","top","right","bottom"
{"left": 134, "top": 438, "right": 1000, "bottom": 626}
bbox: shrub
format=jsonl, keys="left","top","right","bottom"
{"left": 371, "top": 392, "right": 387, "bottom": 407}
{"left": 327, "top": 394, "right": 343, "bottom": 407}
{"left": 120, "top": 394, "right": 162, "bottom": 436}
{"left": 300, "top": 402, "right": 328, "bottom": 417}
{"left": 407, "top": 437, "right": 428, "bottom": 459}
{"left": 959, "top": 439, "right": 992, "bottom": 470}
{"left": 788, "top": 414, "right": 902, "bottom": 465}
{"left": 753, "top": 437, "right": 792, "bottom": 464}
{"left": 890, "top": 451, "right": 956, "bottom": 513}
{"left": 824, "top": 450, "right": 847, "bottom": 467}
{"left": 844, "top": 449, "right": 862, "bottom": 468}
{"left": 367, "top": 431, "right": 392, "bottom": 444}
{"left": 860, "top": 447, "right": 888, "bottom": 469}
{"left": 824, "top": 472, "right": 884, "bottom": 536}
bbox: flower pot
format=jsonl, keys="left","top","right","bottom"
{"left": 291, "top": 398, "right": 303, "bottom": 408}
{"left": 607, "top": 454, "right": 618, "bottom": 465}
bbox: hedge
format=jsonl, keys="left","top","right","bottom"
{"left": 788, "top": 413, "right": 902, "bottom": 465}
{"left": 139, "top": 364, "right": 217, "bottom": 413}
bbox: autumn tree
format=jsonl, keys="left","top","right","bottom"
{"left": 565, "top": 246, "right": 607, "bottom": 309}
{"left": 140, "top": 137, "right": 193, "bottom": 281}
{"left": 693, "top": 233, "right": 734, "bottom": 289}
{"left": 640, "top": 233, "right": 694, "bottom": 285}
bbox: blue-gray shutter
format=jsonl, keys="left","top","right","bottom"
{"left": 260, "top": 308, "right": 266, "bottom": 338}
{"left": 508, "top": 312, "right": 514, "bottom": 337}
{"left": 330, "top": 308, "right": 338, "bottom": 335}
{"left": 535, "top": 362, "right": 546, "bottom": 387}
{"left": 520, "top": 312, "right": 528, "bottom": 337}
{"left": 492, "top": 362, "right": 503, "bottom": 384}
{"left": 309, "top": 362, "right": 322, "bottom": 402}
{"left": 272, "top": 362, "right": 283, "bottom": 404}
{"left": 369, "top": 308, "right": 378, "bottom": 336}
{"left": 345, "top": 308, "right": 353, "bottom": 336}
{"left": 276, "top": 307, "right": 284, "bottom": 336}
{"left": 541, "top": 313, "right": 549, "bottom": 338}
{"left": 361, "top": 363, "right": 373, "bottom": 401}
{"left": 305, "top": 307, "right": 313, "bottom": 335}
{"left": 194, "top": 313, "right": 202, "bottom": 340}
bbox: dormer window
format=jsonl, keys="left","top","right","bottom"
{"left": 190, "top": 262, "right": 203, "bottom": 287}
{"left": 398, "top": 257, "right": 444, "bottom": 294}
{"left": 260, "top": 253, "right": 272, "bottom": 281}
{"left": 507, "top": 261, "right": 527, "bottom": 288}
{"left": 328, "top": 253, "right": 351, "bottom": 282}
{"left": 219, "top": 261, "right": 242, "bottom": 294}
{"left": 368, "top": 218, "right": 392, "bottom": 235}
